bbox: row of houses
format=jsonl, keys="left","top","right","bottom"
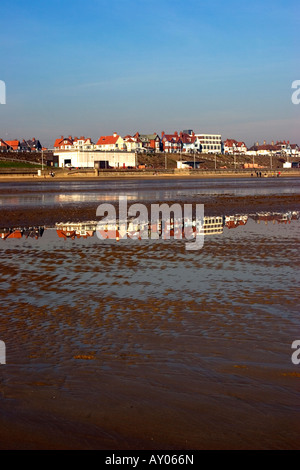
{"left": 0, "top": 138, "right": 44, "bottom": 152}
{"left": 224, "top": 139, "right": 299, "bottom": 157}
{"left": 1, "top": 132, "right": 299, "bottom": 158}
{"left": 53, "top": 131, "right": 223, "bottom": 154}
{"left": 54, "top": 132, "right": 299, "bottom": 156}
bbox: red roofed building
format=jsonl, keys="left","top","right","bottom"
{"left": 54, "top": 136, "right": 74, "bottom": 150}
{"left": 96, "top": 132, "right": 125, "bottom": 151}
{"left": 123, "top": 135, "right": 143, "bottom": 152}
{"left": 54, "top": 135, "right": 94, "bottom": 151}
{"left": 180, "top": 131, "right": 196, "bottom": 153}
{"left": 4, "top": 140, "right": 20, "bottom": 151}
{"left": 73, "top": 136, "right": 93, "bottom": 149}
{"left": 0, "top": 139, "right": 12, "bottom": 151}
{"left": 224, "top": 139, "right": 247, "bottom": 154}
{"left": 161, "top": 131, "right": 182, "bottom": 153}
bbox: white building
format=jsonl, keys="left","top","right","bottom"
{"left": 194, "top": 134, "right": 222, "bottom": 154}
{"left": 53, "top": 149, "right": 137, "bottom": 169}
{"left": 223, "top": 139, "right": 247, "bottom": 154}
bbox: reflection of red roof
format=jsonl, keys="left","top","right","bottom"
{"left": 97, "top": 135, "right": 120, "bottom": 145}
{"left": 7, "top": 230, "right": 23, "bottom": 239}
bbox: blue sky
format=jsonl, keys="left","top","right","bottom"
{"left": 0, "top": 0, "right": 299, "bottom": 147}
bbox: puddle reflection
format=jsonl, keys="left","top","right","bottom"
{"left": 1, "top": 210, "right": 299, "bottom": 242}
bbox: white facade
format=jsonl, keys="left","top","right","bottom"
{"left": 194, "top": 134, "right": 222, "bottom": 153}
{"left": 54, "top": 150, "right": 137, "bottom": 168}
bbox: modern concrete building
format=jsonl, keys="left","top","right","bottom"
{"left": 53, "top": 149, "right": 137, "bottom": 169}
{"left": 194, "top": 134, "right": 222, "bottom": 154}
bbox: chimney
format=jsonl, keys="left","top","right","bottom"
{"left": 174, "top": 131, "right": 178, "bottom": 136}
{"left": 113, "top": 132, "right": 117, "bottom": 137}
{"left": 256, "top": 142, "right": 259, "bottom": 146}
{"left": 271, "top": 141, "right": 274, "bottom": 145}
{"left": 162, "top": 131, "right": 165, "bottom": 138}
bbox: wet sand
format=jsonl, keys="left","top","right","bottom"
{"left": 0, "top": 194, "right": 299, "bottom": 228}
{"left": 0, "top": 180, "right": 299, "bottom": 450}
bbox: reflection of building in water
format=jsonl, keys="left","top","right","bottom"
{"left": 0, "top": 227, "right": 44, "bottom": 240}
{"left": 252, "top": 211, "right": 299, "bottom": 225}
{"left": 200, "top": 216, "right": 224, "bottom": 235}
{"left": 225, "top": 215, "right": 248, "bottom": 229}
{"left": 56, "top": 222, "right": 96, "bottom": 240}
{"left": 53, "top": 210, "right": 298, "bottom": 241}
{"left": 56, "top": 216, "right": 225, "bottom": 241}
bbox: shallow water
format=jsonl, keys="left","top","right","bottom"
{"left": 0, "top": 206, "right": 299, "bottom": 449}
{"left": 0, "top": 177, "right": 299, "bottom": 208}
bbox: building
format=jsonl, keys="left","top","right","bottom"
{"left": 223, "top": 139, "right": 247, "bottom": 154}
{"left": 3, "top": 140, "right": 20, "bottom": 151}
{"left": 194, "top": 134, "right": 222, "bottom": 154}
{"left": 246, "top": 143, "right": 280, "bottom": 156}
{"left": 53, "top": 148, "right": 137, "bottom": 169}
{"left": 135, "top": 133, "right": 161, "bottom": 152}
{"left": 123, "top": 135, "right": 143, "bottom": 152}
{"left": 20, "top": 138, "right": 42, "bottom": 152}
{"left": 54, "top": 135, "right": 93, "bottom": 151}
{"left": 161, "top": 131, "right": 182, "bottom": 153}
{"left": 290, "top": 144, "right": 300, "bottom": 156}
{"left": 96, "top": 132, "right": 125, "bottom": 151}
{"left": 0, "top": 139, "right": 12, "bottom": 151}
{"left": 180, "top": 131, "right": 197, "bottom": 153}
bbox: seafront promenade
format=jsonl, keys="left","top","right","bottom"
{"left": 0, "top": 167, "right": 299, "bottom": 181}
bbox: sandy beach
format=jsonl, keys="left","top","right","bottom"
{"left": 0, "top": 177, "right": 299, "bottom": 450}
